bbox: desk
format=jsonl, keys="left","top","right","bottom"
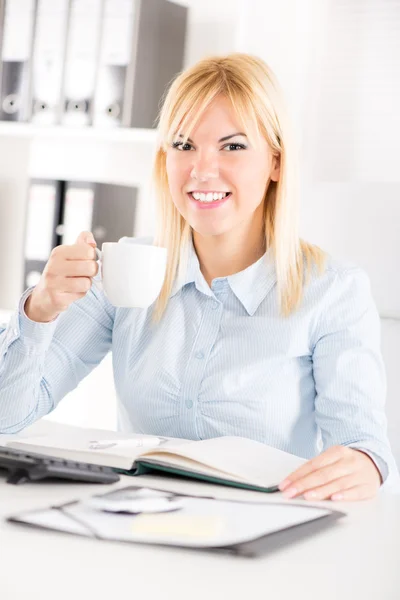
{"left": 1, "top": 421, "right": 399, "bottom": 600}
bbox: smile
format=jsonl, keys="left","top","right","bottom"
{"left": 189, "top": 191, "right": 231, "bottom": 203}
{"left": 187, "top": 191, "right": 232, "bottom": 210}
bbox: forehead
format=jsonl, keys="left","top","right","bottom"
{"left": 190, "top": 97, "right": 242, "bottom": 138}
{"left": 180, "top": 95, "right": 257, "bottom": 140}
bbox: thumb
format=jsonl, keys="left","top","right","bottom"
{"left": 77, "top": 231, "right": 97, "bottom": 247}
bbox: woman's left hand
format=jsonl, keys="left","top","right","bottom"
{"left": 279, "top": 446, "right": 382, "bottom": 501}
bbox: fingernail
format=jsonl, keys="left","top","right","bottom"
{"left": 279, "top": 479, "right": 291, "bottom": 491}
{"left": 331, "top": 493, "right": 343, "bottom": 501}
{"left": 283, "top": 487, "right": 298, "bottom": 499}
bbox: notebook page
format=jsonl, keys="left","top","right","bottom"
{"left": 141, "top": 437, "right": 307, "bottom": 488}
{"left": 6, "top": 431, "right": 189, "bottom": 469}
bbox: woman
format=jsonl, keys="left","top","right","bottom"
{"left": 0, "top": 54, "right": 397, "bottom": 500}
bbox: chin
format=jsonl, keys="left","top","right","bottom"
{"left": 190, "top": 222, "right": 231, "bottom": 238}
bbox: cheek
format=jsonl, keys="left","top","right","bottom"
{"left": 166, "top": 156, "right": 187, "bottom": 214}
{"left": 231, "top": 158, "right": 269, "bottom": 201}
{"left": 166, "top": 156, "right": 187, "bottom": 195}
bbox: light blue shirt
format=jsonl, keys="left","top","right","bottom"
{"left": 0, "top": 236, "right": 398, "bottom": 490}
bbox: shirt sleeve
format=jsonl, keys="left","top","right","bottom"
{"left": 0, "top": 284, "right": 115, "bottom": 433}
{"left": 312, "top": 267, "right": 400, "bottom": 492}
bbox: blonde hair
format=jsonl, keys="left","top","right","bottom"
{"left": 152, "top": 53, "right": 326, "bottom": 323}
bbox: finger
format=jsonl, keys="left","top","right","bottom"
{"left": 51, "top": 276, "right": 92, "bottom": 294}
{"left": 279, "top": 446, "right": 347, "bottom": 491}
{"left": 57, "top": 259, "right": 98, "bottom": 278}
{"left": 52, "top": 244, "right": 97, "bottom": 261}
{"left": 282, "top": 461, "right": 354, "bottom": 499}
{"left": 330, "top": 484, "right": 377, "bottom": 502}
{"left": 76, "top": 231, "right": 97, "bottom": 246}
{"left": 302, "top": 474, "right": 362, "bottom": 501}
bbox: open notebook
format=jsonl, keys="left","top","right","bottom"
{"left": 3, "top": 427, "right": 306, "bottom": 493}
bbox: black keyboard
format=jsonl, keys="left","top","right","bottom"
{"left": 0, "top": 446, "right": 120, "bottom": 485}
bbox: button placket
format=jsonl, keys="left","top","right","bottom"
{"left": 179, "top": 301, "right": 223, "bottom": 436}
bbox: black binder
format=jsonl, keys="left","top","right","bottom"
{"left": 60, "top": 181, "right": 137, "bottom": 247}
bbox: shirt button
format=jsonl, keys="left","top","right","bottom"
{"left": 195, "top": 350, "right": 204, "bottom": 360}
{"left": 211, "top": 302, "right": 219, "bottom": 310}
{"left": 185, "top": 399, "right": 193, "bottom": 409}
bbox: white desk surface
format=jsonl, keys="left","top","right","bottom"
{"left": 1, "top": 420, "right": 399, "bottom": 600}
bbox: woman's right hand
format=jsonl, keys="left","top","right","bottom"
{"left": 24, "top": 231, "right": 99, "bottom": 323}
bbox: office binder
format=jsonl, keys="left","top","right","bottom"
{"left": 0, "top": 0, "right": 37, "bottom": 122}
{"left": 23, "top": 179, "right": 64, "bottom": 290}
{"left": 60, "top": 181, "right": 137, "bottom": 246}
{"left": 30, "top": 0, "right": 70, "bottom": 125}
{"left": 93, "top": 0, "right": 188, "bottom": 128}
{"left": 7, "top": 486, "right": 345, "bottom": 558}
{"left": 61, "top": 0, "right": 103, "bottom": 126}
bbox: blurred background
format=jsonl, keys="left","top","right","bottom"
{"left": 0, "top": 0, "right": 399, "bottom": 466}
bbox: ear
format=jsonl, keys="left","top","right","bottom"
{"left": 270, "top": 154, "right": 280, "bottom": 182}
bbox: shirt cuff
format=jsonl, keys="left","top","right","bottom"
{"left": 15, "top": 287, "right": 60, "bottom": 351}
{"left": 346, "top": 441, "right": 400, "bottom": 493}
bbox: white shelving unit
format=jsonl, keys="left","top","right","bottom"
{"left": 0, "top": 122, "right": 159, "bottom": 143}
{"left": 0, "top": 124, "right": 160, "bottom": 311}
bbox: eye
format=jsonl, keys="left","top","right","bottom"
{"left": 172, "top": 141, "right": 194, "bottom": 151}
{"left": 223, "top": 143, "right": 247, "bottom": 151}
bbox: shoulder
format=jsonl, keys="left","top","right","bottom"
{"left": 303, "top": 253, "right": 375, "bottom": 319}
{"left": 308, "top": 252, "right": 371, "bottom": 293}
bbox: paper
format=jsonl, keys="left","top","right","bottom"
{"left": 131, "top": 514, "right": 223, "bottom": 538}
{"left": 140, "top": 436, "right": 307, "bottom": 489}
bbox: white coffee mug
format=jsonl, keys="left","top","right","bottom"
{"left": 91, "top": 242, "right": 167, "bottom": 308}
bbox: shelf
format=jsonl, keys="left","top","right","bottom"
{"left": 0, "top": 122, "right": 159, "bottom": 144}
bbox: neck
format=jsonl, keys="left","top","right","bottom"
{"left": 192, "top": 222, "right": 266, "bottom": 287}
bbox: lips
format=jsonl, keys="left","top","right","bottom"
{"left": 187, "top": 191, "right": 232, "bottom": 210}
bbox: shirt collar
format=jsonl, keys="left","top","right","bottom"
{"left": 170, "top": 234, "right": 277, "bottom": 316}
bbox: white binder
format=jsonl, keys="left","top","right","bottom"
{"left": 23, "top": 179, "right": 63, "bottom": 289}
{"left": 92, "top": 0, "right": 137, "bottom": 127}
{"left": 0, "top": 0, "right": 37, "bottom": 122}
{"left": 30, "top": 0, "right": 70, "bottom": 125}
{"left": 93, "top": 0, "right": 188, "bottom": 128}
{"left": 61, "top": 0, "right": 103, "bottom": 126}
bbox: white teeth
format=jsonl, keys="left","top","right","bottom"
{"left": 191, "top": 192, "right": 229, "bottom": 202}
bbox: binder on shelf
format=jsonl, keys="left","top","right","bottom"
{"left": 0, "top": 0, "right": 37, "bottom": 122}
{"left": 30, "top": 0, "right": 70, "bottom": 125}
{"left": 93, "top": 0, "right": 188, "bottom": 128}
{"left": 23, "top": 179, "right": 64, "bottom": 290}
{"left": 61, "top": 0, "right": 103, "bottom": 126}
{"left": 60, "top": 181, "right": 137, "bottom": 247}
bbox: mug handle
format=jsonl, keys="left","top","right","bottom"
{"left": 91, "top": 247, "right": 103, "bottom": 291}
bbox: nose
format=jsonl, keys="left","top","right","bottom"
{"left": 190, "top": 151, "right": 219, "bottom": 182}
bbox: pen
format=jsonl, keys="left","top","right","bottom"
{"left": 88, "top": 437, "right": 164, "bottom": 450}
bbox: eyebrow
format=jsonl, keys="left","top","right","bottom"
{"left": 177, "top": 132, "right": 247, "bottom": 143}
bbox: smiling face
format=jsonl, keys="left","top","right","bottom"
{"left": 165, "top": 95, "right": 279, "bottom": 241}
